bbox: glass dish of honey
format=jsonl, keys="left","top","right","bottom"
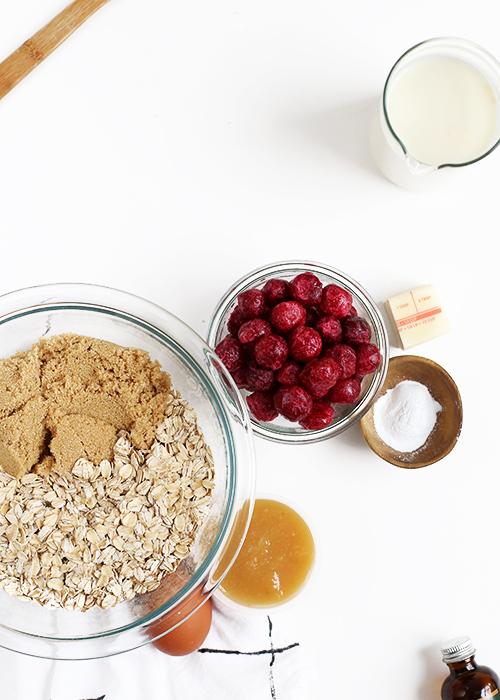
{"left": 214, "top": 494, "right": 318, "bottom": 614}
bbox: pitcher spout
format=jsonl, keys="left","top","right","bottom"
{"left": 405, "top": 155, "right": 437, "bottom": 176}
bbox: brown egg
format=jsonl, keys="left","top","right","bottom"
{"left": 149, "top": 587, "right": 213, "bottom": 656}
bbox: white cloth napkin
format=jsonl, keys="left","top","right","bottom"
{"left": 0, "top": 599, "right": 317, "bottom": 700}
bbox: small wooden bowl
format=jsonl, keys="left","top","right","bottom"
{"left": 359, "top": 355, "right": 462, "bottom": 468}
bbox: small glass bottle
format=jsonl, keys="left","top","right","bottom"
{"left": 441, "top": 636, "right": 500, "bottom": 700}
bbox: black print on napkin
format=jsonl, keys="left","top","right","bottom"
{"left": 52, "top": 696, "right": 105, "bottom": 700}
{"left": 198, "top": 616, "right": 299, "bottom": 700}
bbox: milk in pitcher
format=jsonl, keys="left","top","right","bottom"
{"left": 387, "top": 55, "right": 498, "bottom": 165}
{"left": 370, "top": 38, "right": 500, "bottom": 189}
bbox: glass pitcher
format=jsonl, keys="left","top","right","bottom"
{"left": 370, "top": 37, "right": 500, "bottom": 190}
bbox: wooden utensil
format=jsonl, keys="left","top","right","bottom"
{"left": 0, "top": 0, "right": 112, "bottom": 101}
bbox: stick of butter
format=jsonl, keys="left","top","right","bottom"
{"left": 385, "top": 284, "right": 450, "bottom": 349}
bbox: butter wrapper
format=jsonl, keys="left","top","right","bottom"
{"left": 385, "top": 284, "right": 450, "bottom": 349}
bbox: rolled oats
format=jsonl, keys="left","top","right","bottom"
{"left": 0, "top": 395, "right": 214, "bottom": 611}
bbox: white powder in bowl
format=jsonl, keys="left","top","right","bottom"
{"left": 373, "top": 379, "right": 441, "bottom": 453}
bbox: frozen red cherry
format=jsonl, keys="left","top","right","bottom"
{"left": 288, "top": 326, "right": 322, "bottom": 362}
{"left": 254, "top": 334, "right": 289, "bottom": 370}
{"left": 247, "top": 390, "right": 279, "bottom": 422}
{"left": 342, "top": 316, "right": 371, "bottom": 346}
{"left": 305, "top": 306, "right": 321, "bottom": 328}
{"left": 324, "top": 344, "right": 357, "bottom": 378}
{"left": 262, "top": 278, "right": 290, "bottom": 306}
{"left": 273, "top": 385, "right": 313, "bottom": 422}
{"left": 238, "top": 318, "right": 272, "bottom": 345}
{"left": 356, "top": 343, "right": 381, "bottom": 377}
{"left": 241, "top": 342, "right": 256, "bottom": 365}
{"left": 215, "top": 336, "right": 244, "bottom": 372}
{"left": 276, "top": 361, "right": 302, "bottom": 386}
{"left": 289, "top": 272, "right": 323, "bottom": 308}
{"left": 316, "top": 314, "right": 343, "bottom": 345}
{"left": 227, "top": 306, "right": 246, "bottom": 337}
{"left": 299, "top": 400, "right": 335, "bottom": 429}
{"left": 246, "top": 360, "right": 276, "bottom": 392}
{"left": 320, "top": 284, "right": 353, "bottom": 318}
{"left": 230, "top": 366, "right": 248, "bottom": 389}
{"left": 271, "top": 301, "right": 307, "bottom": 334}
{"left": 327, "top": 376, "right": 361, "bottom": 404}
{"left": 238, "top": 289, "right": 266, "bottom": 319}
{"left": 299, "top": 357, "right": 340, "bottom": 398}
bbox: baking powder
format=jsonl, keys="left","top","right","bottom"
{"left": 373, "top": 379, "right": 441, "bottom": 453}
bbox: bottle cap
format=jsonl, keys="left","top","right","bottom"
{"left": 440, "top": 636, "right": 476, "bottom": 663}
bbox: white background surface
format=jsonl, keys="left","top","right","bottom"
{"left": 1, "top": 0, "right": 500, "bottom": 698}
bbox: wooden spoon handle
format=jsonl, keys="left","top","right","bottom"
{"left": 0, "top": 0, "right": 112, "bottom": 100}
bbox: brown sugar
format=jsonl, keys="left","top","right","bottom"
{"left": 0, "top": 333, "right": 174, "bottom": 478}
{"left": 0, "top": 397, "right": 48, "bottom": 477}
{"left": 0, "top": 347, "right": 41, "bottom": 417}
{"left": 48, "top": 414, "right": 119, "bottom": 474}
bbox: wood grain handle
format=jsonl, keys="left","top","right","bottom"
{"left": 0, "top": 0, "right": 112, "bottom": 101}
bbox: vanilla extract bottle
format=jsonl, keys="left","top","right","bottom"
{"left": 441, "top": 636, "right": 500, "bottom": 700}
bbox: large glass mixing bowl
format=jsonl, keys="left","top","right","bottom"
{"left": 0, "top": 284, "right": 255, "bottom": 660}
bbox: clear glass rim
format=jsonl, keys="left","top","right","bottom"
{"left": 207, "top": 261, "right": 389, "bottom": 445}
{"left": 0, "top": 282, "right": 255, "bottom": 650}
{"left": 382, "top": 36, "right": 500, "bottom": 169}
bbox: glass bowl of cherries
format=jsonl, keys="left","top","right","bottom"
{"left": 207, "top": 261, "right": 389, "bottom": 445}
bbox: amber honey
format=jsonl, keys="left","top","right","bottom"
{"left": 219, "top": 498, "right": 315, "bottom": 608}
